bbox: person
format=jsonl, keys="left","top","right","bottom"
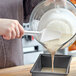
{"left": 0, "top": 0, "right": 24, "bottom": 69}
{"left": 0, "top": 0, "right": 42, "bottom": 69}
{"left": 0, "top": 19, "right": 24, "bottom": 40}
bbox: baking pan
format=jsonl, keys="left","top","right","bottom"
{"left": 31, "top": 54, "right": 72, "bottom": 76}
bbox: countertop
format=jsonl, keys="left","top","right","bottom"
{"left": 0, "top": 57, "right": 76, "bottom": 76}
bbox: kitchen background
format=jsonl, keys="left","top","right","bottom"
{"left": 22, "top": 0, "right": 76, "bottom": 65}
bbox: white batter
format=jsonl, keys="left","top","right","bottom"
{"left": 43, "top": 34, "right": 72, "bottom": 72}
{"left": 41, "top": 67, "right": 66, "bottom": 73}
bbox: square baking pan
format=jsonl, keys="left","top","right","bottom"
{"left": 31, "top": 54, "right": 72, "bottom": 76}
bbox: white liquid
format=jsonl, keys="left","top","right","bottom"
{"left": 41, "top": 67, "right": 66, "bottom": 73}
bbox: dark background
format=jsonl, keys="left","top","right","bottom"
{"left": 23, "top": 0, "right": 43, "bottom": 22}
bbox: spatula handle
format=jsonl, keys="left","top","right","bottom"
{"left": 24, "top": 30, "right": 41, "bottom": 35}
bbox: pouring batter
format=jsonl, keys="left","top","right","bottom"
{"left": 38, "top": 8, "right": 76, "bottom": 72}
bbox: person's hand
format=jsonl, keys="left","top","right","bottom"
{"left": 45, "top": 0, "right": 53, "bottom": 6}
{"left": 45, "top": 0, "right": 66, "bottom": 6}
{"left": 0, "top": 19, "right": 24, "bottom": 40}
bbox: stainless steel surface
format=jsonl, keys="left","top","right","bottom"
{"left": 22, "top": 38, "right": 45, "bottom": 64}
{"left": 23, "top": 51, "right": 43, "bottom": 65}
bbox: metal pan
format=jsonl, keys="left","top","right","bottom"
{"left": 31, "top": 54, "right": 72, "bottom": 76}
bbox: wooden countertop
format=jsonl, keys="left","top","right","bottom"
{"left": 0, "top": 57, "right": 76, "bottom": 76}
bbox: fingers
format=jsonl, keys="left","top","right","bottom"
{"left": 3, "top": 31, "right": 11, "bottom": 40}
{"left": 11, "top": 28, "right": 16, "bottom": 39}
{"left": 2, "top": 20, "right": 24, "bottom": 40}
{"left": 44, "top": 0, "right": 53, "bottom": 6}
{"left": 18, "top": 24, "right": 24, "bottom": 38}
{"left": 13, "top": 20, "right": 24, "bottom": 38}
{"left": 15, "top": 25, "right": 20, "bottom": 38}
{"left": 3, "top": 28, "right": 16, "bottom": 40}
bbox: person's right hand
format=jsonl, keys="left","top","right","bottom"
{"left": 0, "top": 19, "right": 24, "bottom": 40}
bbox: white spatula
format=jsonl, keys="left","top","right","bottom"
{"left": 24, "top": 30, "right": 61, "bottom": 42}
